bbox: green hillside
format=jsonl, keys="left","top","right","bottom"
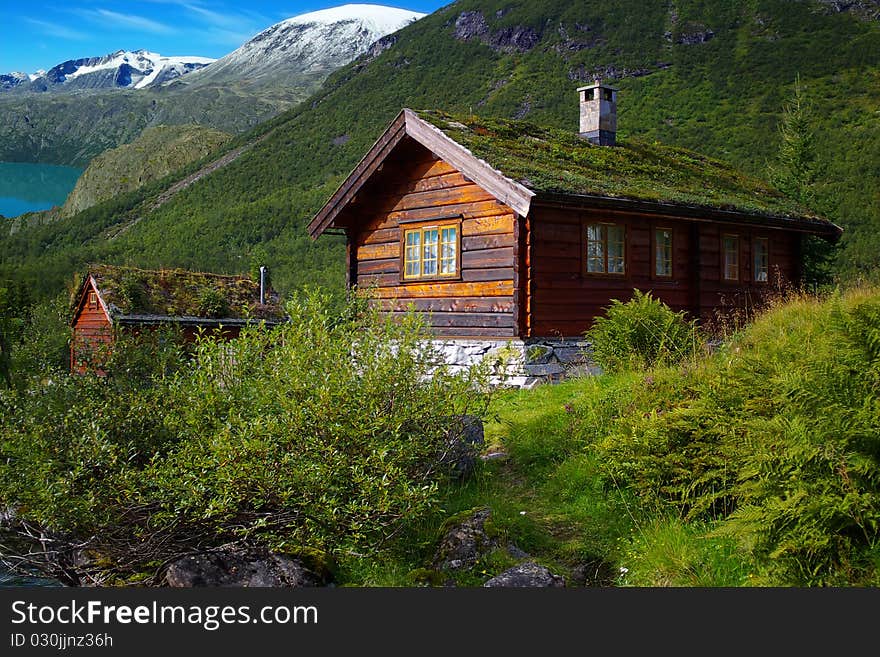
{"left": 60, "top": 125, "right": 232, "bottom": 218}
{"left": 0, "top": 84, "right": 301, "bottom": 167}
{"left": 2, "top": 0, "right": 879, "bottom": 298}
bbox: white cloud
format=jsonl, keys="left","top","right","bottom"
{"left": 182, "top": 3, "right": 269, "bottom": 45}
{"left": 25, "top": 18, "right": 90, "bottom": 41}
{"left": 76, "top": 9, "right": 176, "bottom": 35}
{"left": 94, "top": 9, "right": 175, "bottom": 34}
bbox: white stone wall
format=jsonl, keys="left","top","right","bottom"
{"left": 428, "top": 338, "right": 601, "bottom": 389}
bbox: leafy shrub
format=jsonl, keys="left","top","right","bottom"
{"left": 594, "top": 287, "right": 880, "bottom": 585}
{"left": 196, "top": 287, "right": 229, "bottom": 318}
{"left": 0, "top": 291, "right": 489, "bottom": 584}
{"left": 117, "top": 273, "right": 147, "bottom": 313}
{"left": 585, "top": 290, "right": 700, "bottom": 372}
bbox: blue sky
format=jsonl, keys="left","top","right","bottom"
{"left": 3, "top": 1, "right": 447, "bottom": 74}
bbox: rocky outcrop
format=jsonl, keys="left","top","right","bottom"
{"left": 165, "top": 548, "right": 324, "bottom": 587}
{"left": 483, "top": 561, "right": 565, "bottom": 587}
{"left": 432, "top": 508, "right": 498, "bottom": 571}
{"left": 816, "top": 0, "right": 880, "bottom": 21}
{"left": 568, "top": 63, "right": 660, "bottom": 82}
{"left": 554, "top": 23, "right": 605, "bottom": 54}
{"left": 675, "top": 28, "right": 716, "bottom": 45}
{"left": 454, "top": 11, "right": 490, "bottom": 41}
{"left": 360, "top": 34, "right": 399, "bottom": 65}
{"left": 452, "top": 11, "right": 541, "bottom": 53}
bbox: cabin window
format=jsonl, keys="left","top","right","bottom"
{"left": 654, "top": 228, "right": 673, "bottom": 278}
{"left": 88, "top": 292, "right": 98, "bottom": 309}
{"left": 722, "top": 235, "right": 740, "bottom": 281}
{"left": 585, "top": 223, "right": 626, "bottom": 275}
{"left": 402, "top": 220, "right": 460, "bottom": 280}
{"left": 753, "top": 237, "right": 769, "bottom": 283}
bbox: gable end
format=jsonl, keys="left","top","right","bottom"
{"left": 308, "top": 109, "right": 534, "bottom": 239}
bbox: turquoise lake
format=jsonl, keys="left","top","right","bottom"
{"left": 0, "top": 161, "right": 83, "bottom": 218}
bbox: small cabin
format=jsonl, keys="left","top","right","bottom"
{"left": 70, "top": 264, "right": 286, "bottom": 374}
{"left": 308, "top": 85, "right": 841, "bottom": 384}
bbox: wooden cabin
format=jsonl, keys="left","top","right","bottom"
{"left": 70, "top": 264, "right": 286, "bottom": 374}
{"left": 308, "top": 86, "right": 841, "bottom": 382}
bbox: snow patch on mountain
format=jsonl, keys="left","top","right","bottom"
{"left": 185, "top": 4, "right": 424, "bottom": 87}
{"left": 57, "top": 50, "right": 214, "bottom": 89}
{"left": 283, "top": 3, "right": 424, "bottom": 33}
{"left": 4, "top": 50, "right": 214, "bottom": 92}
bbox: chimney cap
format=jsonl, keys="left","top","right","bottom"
{"left": 577, "top": 80, "right": 619, "bottom": 92}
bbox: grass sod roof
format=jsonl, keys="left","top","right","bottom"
{"left": 414, "top": 110, "right": 838, "bottom": 230}
{"left": 85, "top": 264, "right": 287, "bottom": 323}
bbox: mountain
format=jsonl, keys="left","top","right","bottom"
{"left": 3, "top": 0, "right": 879, "bottom": 295}
{"left": 0, "top": 72, "right": 28, "bottom": 91}
{"left": 5, "top": 50, "right": 214, "bottom": 93}
{"left": 184, "top": 4, "right": 425, "bottom": 89}
{"left": 60, "top": 125, "right": 231, "bottom": 218}
{"left": 0, "top": 5, "right": 425, "bottom": 166}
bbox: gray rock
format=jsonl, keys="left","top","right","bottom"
{"left": 165, "top": 548, "right": 323, "bottom": 587}
{"left": 452, "top": 10, "right": 541, "bottom": 53}
{"left": 506, "top": 543, "right": 530, "bottom": 560}
{"left": 570, "top": 558, "right": 617, "bottom": 586}
{"left": 554, "top": 347, "right": 589, "bottom": 364}
{"left": 525, "top": 344, "right": 554, "bottom": 364}
{"left": 453, "top": 11, "right": 490, "bottom": 41}
{"left": 443, "top": 414, "right": 484, "bottom": 479}
{"left": 432, "top": 508, "right": 498, "bottom": 571}
{"left": 524, "top": 362, "right": 566, "bottom": 377}
{"left": 483, "top": 561, "right": 565, "bottom": 588}
{"left": 676, "top": 28, "right": 715, "bottom": 45}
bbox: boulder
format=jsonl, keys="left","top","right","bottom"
{"left": 432, "top": 508, "right": 498, "bottom": 571}
{"left": 165, "top": 548, "right": 324, "bottom": 587}
{"left": 483, "top": 561, "right": 565, "bottom": 588}
{"left": 570, "top": 558, "right": 617, "bottom": 587}
{"left": 443, "top": 415, "right": 484, "bottom": 479}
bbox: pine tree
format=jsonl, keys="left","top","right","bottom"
{"left": 769, "top": 76, "right": 835, "bottom": 288}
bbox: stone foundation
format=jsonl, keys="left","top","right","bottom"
{"left": 430, "top": 338, "right": 601, "bottom": 388}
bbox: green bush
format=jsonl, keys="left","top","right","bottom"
{"left": 0, "top": 291, "right": 489, "bottom": 584}
{"left": 585, "top": 290, "right": 701, "bottom": 372}
{"left": 594, "top": 287, "right": 880, "bottom": 585}
{"left": 196, "top": 287, "right": 229, "bottom": 318}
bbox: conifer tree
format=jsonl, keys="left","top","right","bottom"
{"left": 770, "top": 76, "right": 818, "bottom": 205}
{"left": 770, "top": 76, "right": 835, "bottom": 288}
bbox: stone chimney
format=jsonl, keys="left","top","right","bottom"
{"left": 577, "top": 80, "right": 618, "bottom": 146}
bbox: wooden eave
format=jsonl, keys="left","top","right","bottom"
{"left": 307, "top": 108, "right": 535, "bottom": 239}
{"left": 113, "top": 315, "right": 287, "bottom": 327}
{"left": 533, "top": 192, "right": 844, "bottom": 242}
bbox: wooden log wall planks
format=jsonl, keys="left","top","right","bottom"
{"left": 350, "top": 144, "right": 517, "bottom": 337}
{"left": 529, "top": 205, "right": 801, "bottom": 337}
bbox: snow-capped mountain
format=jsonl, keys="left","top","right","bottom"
{"left": 0, "top": 72, "right": 28, "bottom": 91}
{"left": 184, "top": 4, "right": 424, "bottom": 88}
{"left": 6, "top": 50, "right": 214, "bottom": 93}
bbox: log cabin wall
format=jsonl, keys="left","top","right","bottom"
{"left": 528, "top": 204, "right": 800, "bottom": 338}
{"left": 693, "top": 222, "right": 799, "bottom": 325}
{"left": 349, "top": 140, "right": 519, "bottom": 338}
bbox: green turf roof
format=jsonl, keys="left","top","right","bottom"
{"left": 87, "top": 264, "right": 286, "bottom": 322}
{"left": 415, "top": 110, "right": 830, "bottom": 224}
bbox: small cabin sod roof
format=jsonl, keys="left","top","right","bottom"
{"left": 73, "top": 264, "right": 287, "bottom": 326}
{"left": 308, "top": 108, "right": 841, "bottom": 240}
